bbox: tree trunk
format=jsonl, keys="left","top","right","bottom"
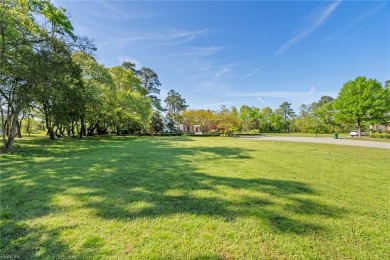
{"left": 55, "top": 126, "right": 62, "bottom": 138}
{"left": 79, "top": 115, "right": 86, "bottom": 138}
{"left": 16, "top": 120, "right": 22, "bottom": 138}
{"left": 71, "top": 121, "right": 75, "bottom": 137}
{"left": 4, "top": 119, "right": 9, "bottom": 137}
{"left": 26, "top": 116, "right": 32, "bottom": 136}
{"left": 1, "top": 105, "right": 6, "bottom": 148}
{"left": 4, "top": 109, "right": 21, "bottom": 151}
{"left": 357, "top": 118, "right": 361, "bottom": 137}
{"left": 75, "top": 121, "right": 79, "bottom": 136}
{"left": 47, "top": 126, "right": 55, "bottom": 140}
{"left": 42, "top": 102, "right": 55, "bottom": 140}
{"left": 87, "top": 120, "right": 100, "bottom": 136}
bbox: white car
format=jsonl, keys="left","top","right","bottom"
{"left": 350, "top": 130, "right": 366, "bottom": 137}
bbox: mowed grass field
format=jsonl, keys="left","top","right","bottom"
{"left": 1, "top": 136, "right": 389, "bottom": 259}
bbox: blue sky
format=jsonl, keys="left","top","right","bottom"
{"left": 57, "top": 0, "right": 389, "bottom": 112}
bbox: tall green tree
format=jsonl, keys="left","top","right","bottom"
{"left": 312, "top": 96, "right": 335, "bottom": 133}
{"left": 259, "top": 107, "right": 273, "bottom": 132}
{"left": 238, "top": 105, "right": 260, "bottom": 132}
{"left": 164, "top": 90, "right": 188, "bottom": 121}
{"left": 275, "top": 102, "right": 296, "bottom": 132}
{"left": 0, "top": 0, "right": 82, "bottom": 150}
{"left": 216, "top": 106, "right": 239, "bottom": 132}
{"left": 137, "top": 67, "right": 163, "bottom": 110}
{"left": 73, "top": 52, "right": 114, "bottom": 137}
{"left": 150, "top": 111, "right": 164, "bottom": 134}
{"left": 385, "top": 80, "right": 390, "bottom": 90}
{"left": 334, "top": 76, "right": 390, "bottom": 136}
{"left": 108, "top": 66, "right": 152, "bottom": 134}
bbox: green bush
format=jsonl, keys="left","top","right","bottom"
{"left": 234, "top": 131, "right": 263, "bottom": 136}
{"left": 249, "top": 129, "right": 261, "bottom": 134}
{"left": 158, "top": 132, "right": 183, "bottom": 136}
{"left": 187, "top": 133, "right": 221, "bottom": 137}
{"left": 369, "top": 133, "right": 390, "bottom": 139}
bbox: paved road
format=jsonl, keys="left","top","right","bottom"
{"left": 238, "top": 136, "right": 390, "bottom": 150}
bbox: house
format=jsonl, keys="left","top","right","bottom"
{"left": 370, "top": 124, "right": 390, "bottom": 133}
{"left": 162, "top": 116, "right": 202, "bottom": 134}
{"left": 184, "top": 124, "right": 202, "bottom": 134}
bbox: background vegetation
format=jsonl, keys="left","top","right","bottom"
{"left": 1, "top": 136, "right": 389, "bottom": 259}
{"left": 1, "top": 1, "right": 390, "bottom": 152}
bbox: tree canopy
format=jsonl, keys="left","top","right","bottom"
{"left": 164, "top": 90, "right": 188, "bottom": 120}
{"left": 334, "top": 76, "right": 390, "bottom": 135}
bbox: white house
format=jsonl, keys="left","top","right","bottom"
{"left": 162, "top": 116, "right": 202, "bottom": 134}
{"left": 370, "top": 124, "right": 390, "bottom": 133}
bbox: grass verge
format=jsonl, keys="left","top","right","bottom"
{"left": 1, "top": 136, "right": 389, "bottom": 259}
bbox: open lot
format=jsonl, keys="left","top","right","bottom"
{"left": 1, "top": 136, "right": 389, "bottom": 259}
{"left": 239, "top": 136, "right": 390, "bottom": 149}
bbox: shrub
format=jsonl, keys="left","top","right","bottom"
{"left": 249, "top": 129, "right": 261, "bottom": 134}
{"left": 369, "top": 133, "right": 390, "bottom": 139}
{"left": 158, "top": 132, "right": 183, "bottom": 136}
{"left": 187, "top": 132, "right": 221, "bottom": 137}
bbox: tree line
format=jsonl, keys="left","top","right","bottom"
{"left": 1, "top": 1, "right": 389, "bottom": 152}
{"left": 159, "top": 78, "right": 388, "bottom": 135}
{"left": 0, "top": 0, "right": 187, "bottom": 151}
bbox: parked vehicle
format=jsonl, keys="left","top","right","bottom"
{"left": 350, "top": 130, "right": 367, "bottom": 137}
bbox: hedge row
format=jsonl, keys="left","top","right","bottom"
{"left": 369, "top": 133, "right": 390, "bottom": 139}
{"left": 233, "top": 133, "right": 264, "bottom": 136}
{"left": 157, "top": 133, "right": 184, "bottom": 136}
{"left": 187, "top": 133, "right": 221, "bottom": 137}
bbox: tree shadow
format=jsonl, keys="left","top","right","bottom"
{"left": 1, "top": 137, "right": 346, "bottom": 258}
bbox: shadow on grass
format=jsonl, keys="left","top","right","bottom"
{"left": 1, "top": 136, "right": 345, "bottom": 258}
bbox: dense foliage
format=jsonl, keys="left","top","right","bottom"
{"left": 1, "top": 1, "right": 389, "bottom": 151}
{"left": 0, "top": 0, "right": 165, "bottom": 150}
{"left": 334, "top": 76, "right": 390, "bottom": 136}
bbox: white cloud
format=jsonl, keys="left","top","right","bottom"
{"left": 227, "top": 87, "right": 337, "bottom": 99}
{"left": 97, "top": 1, "right": 155, "bottom": 20}
{"left": 174, "top": 46, "right": 224, "bottom": 58}
{"left": 327, "top": 3, "right": 386, "bottom": 41}
{"left": 256, "top": 97, "right": 265, "bottom": 104}
{"left": 190, "top": 101, "right": 238, "bottom": 111}
{"left": 214, "top": 67, "right": 231, "bottom": 79}
{"left": 239, "top": 64, "right": 266, "bottom": 81}
{"left": 226, "top": 87, "right": 338, "bottom": 111}
{"left": 275, "top": 1, "right": 341, "bottom": 55}
{"left": 98, "top": 29, "right": 205, "bottom": 48}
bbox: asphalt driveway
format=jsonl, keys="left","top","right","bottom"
{"left": 238, "top": 136, "right": 390, "bottom": 150}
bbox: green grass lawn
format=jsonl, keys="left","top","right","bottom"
{"left": 1, "top": 136, "right": 389, "bottom": 259}
{"left": 264, "top": 132, "right": 341, "bottom": 138}
{"left": 265, "top": 132, "right": 390, "bottom": 143}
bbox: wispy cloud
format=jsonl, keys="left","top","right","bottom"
{"left": 174, "top": 46, "right": 224, "bottom": 58}
{"left": 275, "top": 1, "right": 341, "bottom": 55}
{"left": 347, "top": 27, "right": 362, "bottom": 41}
{"left": 214, "top": 67, "right": 231, "bottom": 79}
{"left": 193, "top": 80, "right": 231, "bottom": 94}
{"left": 227, "top": 87, "right": 338, "bottom": 110}
{"left": 327, "top": 3, "right": 386, "bottom": 41}
{"left": 227, "top": 87, "right": 337, "bottom": 99}
{"left": 239, "top": 64, "right": 266, "bottom": 81}
{"left": 256, "top": 97, "right": 265, "bottom": 104}
{"left": 94, "top": 1, "right": 155, "bottom": 20}
{"left": 191, "top": 101, "right": 239, "bottom": 111}
{"left": 99, "top": 29, "right": 205, "bottom": 48}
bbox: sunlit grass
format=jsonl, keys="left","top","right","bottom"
{"left": 265, "top": 132, "right": 390, "bottom": 142}
{"left": 1, "top": 136, "right": 389, "bottom": 259}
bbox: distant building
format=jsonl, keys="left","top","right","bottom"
{"left": 370, "top": 124, "right": 390, "bottom": 133}
{"left": 162, "top": 116, "right": 202, "bottom": 134}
